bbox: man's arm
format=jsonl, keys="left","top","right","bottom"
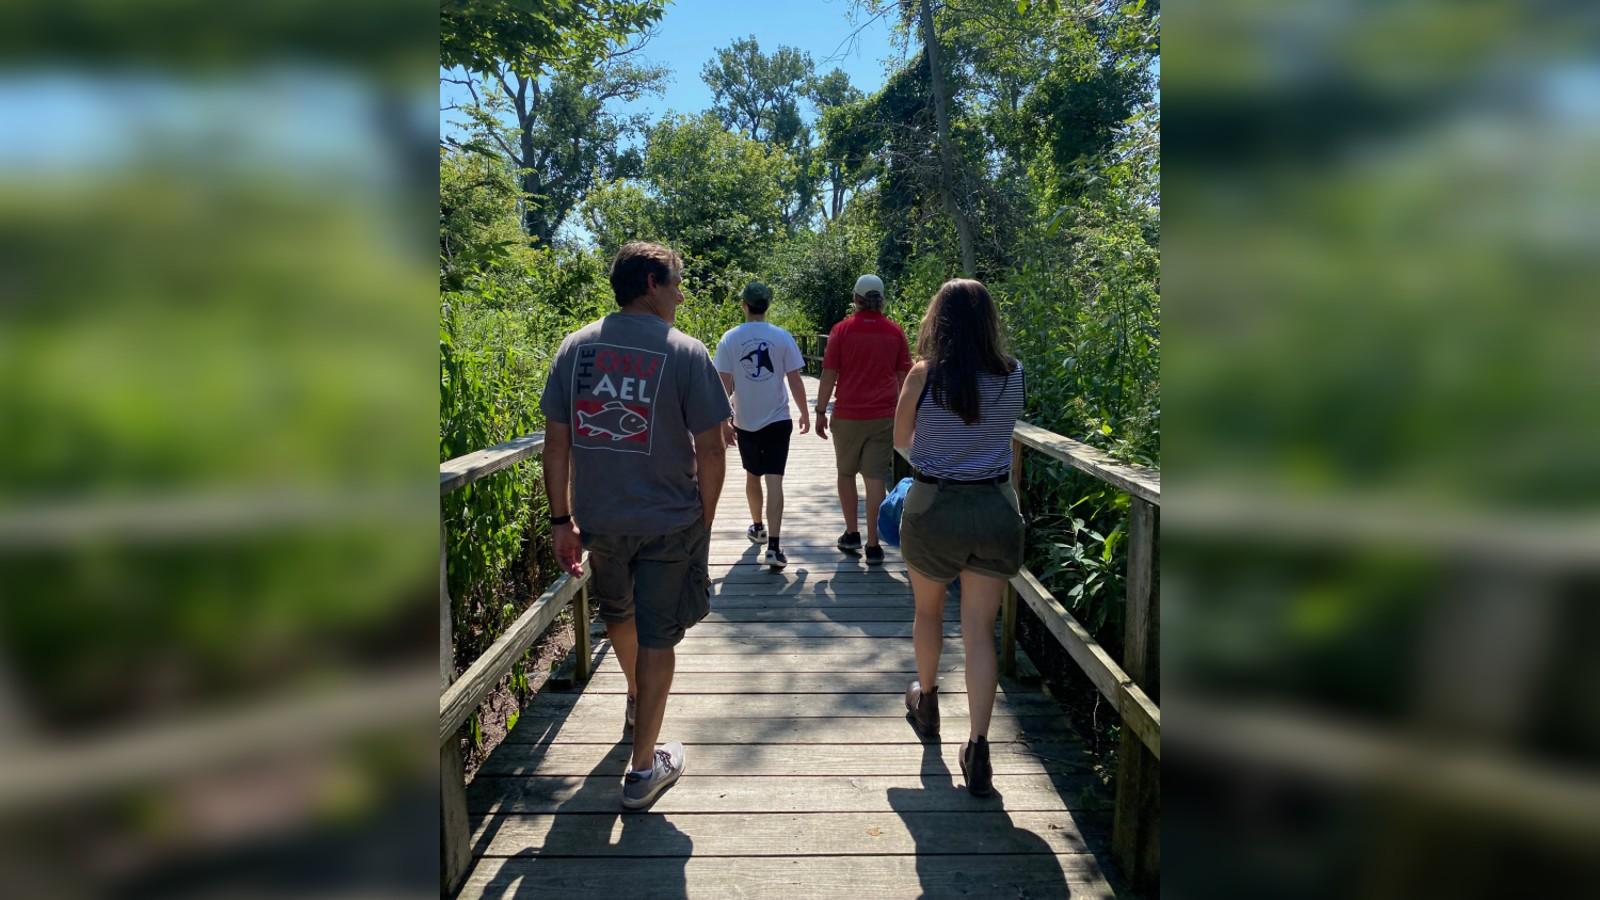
{"left": 786, "top": 370, "right": 811, "bottom": 434}
{"left": 718, "top": 372, "right": 738, "bottom": 445}
{"left": 542, "top": 421, "right": 584, "bottom": 577}
{"left": 894, "top": 362, "right": 928, "bottom": 455}
{"left": 692, "top": 424, "right": 727, "bottom": 528}
{"left": 815, "top": 369, "right": 839, "bottom": 440}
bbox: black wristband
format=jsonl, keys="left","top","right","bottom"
{"left": 549, "top": 514, "right": 572, "bottom": 526}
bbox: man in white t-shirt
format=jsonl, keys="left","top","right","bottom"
{"left": 713, "top": 282, "right": 810, "bottom": 570}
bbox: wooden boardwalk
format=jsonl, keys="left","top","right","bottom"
{"left": 457, "top": 378, "right": 1126, "bottom": 898}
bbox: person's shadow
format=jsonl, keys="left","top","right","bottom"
{"left": 470, "top": 739, "right": 692, "bottom": 898}
{"left": 887, "top": 739, "right": 1073, "bottom": 898}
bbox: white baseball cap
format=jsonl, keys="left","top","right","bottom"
{"left": 853, "top": 274, "right": 885, "bottom": 297}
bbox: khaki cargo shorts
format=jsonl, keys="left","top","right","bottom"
{"left": 582, "top": 518, "right": 711, "bottom": 649}
{"left": 831, "top": 416, "right": 894, "bottom": 481}
{"left": 900, "top": 481, "right": 1025, "bottom": 581}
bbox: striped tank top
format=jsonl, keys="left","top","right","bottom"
{"left": 910, "top": 361, "right": 1025, "bottom": 480}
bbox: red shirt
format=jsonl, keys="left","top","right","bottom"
{"left": 822, "top": 310, "right": 912, "bottom": 420}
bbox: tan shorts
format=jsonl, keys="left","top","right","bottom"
{"left": 831, "top": 416, "right": 894, "bottom": 481}
{"left": 900, "top": 481, "right": 1025, "bottom": 581}
{"left": 581, "top": 519, "right": 711, "bottom": 649}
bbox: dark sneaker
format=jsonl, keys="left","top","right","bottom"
{"left": 905, "top": 680, "right": 939, "bottom": 738}
{"left": 625, "top": 695, "right": 636, "bottom": 730}
{"left": 621, "top": 741, "right": 685, "bottom": 810}
{"left": 960, "top": 737, "right": 994, "bottom": 797}
{"left": 747, "top": 523, "right": 767, "bottom": 543}
{"left": 864, "top": 544, "right": 885, "bottom": 565}
{"left": 836, "top": 531, "right": 862, "bottom": 553}
{"left": 764, "top": 547, "right": 787, "bottom": 571}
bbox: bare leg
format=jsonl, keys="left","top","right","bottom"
{"left": 958, "top": 570, "right": 1006, "bottom": 740}
{"left": 745, "top": 472, "right": 763, "bottom": 525}
{"left": 837, "top": 474, "right": 859, "bottom": 534}
{"left": 606, "top": 617, "right": 638, "bottom": 700}
{"left": 909, "top": 568, "right": 947, "bottom": 694}
{"left": 864, "top": 477, "right": 886, "bottom": 546}
{"left": 630, "top": 646, "right": 676, "bottom": 771}
{"left": 764, "top": 474, "right": 784, "bottom": 541}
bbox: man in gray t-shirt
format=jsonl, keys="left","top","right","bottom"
{"left": 540, "top": 240, "right": 731, "bottom": 810}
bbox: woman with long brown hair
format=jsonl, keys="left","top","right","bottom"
{"left": 892, "top": 278, "right": 1026, "bottom": 796}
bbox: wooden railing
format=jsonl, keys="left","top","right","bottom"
{"left": 438, "top": 434, "right": 592, "bottom": 896}
{"left": 892, "top": 415, "right": 1161, "bottom": 890}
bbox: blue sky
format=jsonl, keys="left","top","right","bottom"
{"left": 440, "top": 0, "right": 904, "bottom": 137}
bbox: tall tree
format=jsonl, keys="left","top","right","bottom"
{"left": 916, "top": 0, "right": 978, "bottom": 276}
{"left": 701, "top": 36, "right": 820, "bottom": 231}
{"left": 584, "top": 114, "right": 796, "bottom": 280}
{"left": 440, "top": 0, "right": 665, "bottom": 76}
{"left": 447, "top": 49, "right": 668, "bottom": 244}
{"left": 807, "top": 69, "right": 865, "bottom": 220}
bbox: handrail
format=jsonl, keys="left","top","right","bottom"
{"left": 437, "top": 429, "right": 591, "bottom": 895}
{"left": 1011, "top": 421, "right": 1160, "bottom": 506}
{"left": 440, "top": 433, "right": 546, "bottom": 494}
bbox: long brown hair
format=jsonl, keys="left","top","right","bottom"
{"left": 916, "top": 279, "right": 1015, "bottom": 425}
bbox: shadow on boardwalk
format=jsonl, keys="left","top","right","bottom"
{"left": 470, "top": 733, "right": 692, "bottom": 898}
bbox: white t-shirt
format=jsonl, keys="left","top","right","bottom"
{"left": 713, "top": 321, "right": 804, "bottom": 431}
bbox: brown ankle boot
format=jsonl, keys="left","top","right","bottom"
{"left": 960, "top": 737, "right": 994, "bottom": 796}
{"left": 904, "top": 681, "right": 939, "bottom": 738}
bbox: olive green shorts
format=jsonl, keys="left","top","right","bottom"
{"left": 582, "top": 519, "right": 711, "bottom": 649}
{"left": 831, "top": 416, "right": 894, "bottom": 481}
{"left": 900, "top": 481, "right": 1026, "bottom": 581}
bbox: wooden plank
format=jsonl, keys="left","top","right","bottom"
{"left": 712, "top": 582, "right": 917, "bottom": 598}
{"left": 475, "top": 740, "right": 1092, "bottom": 778}
{"left": 572, "top": 583, "right": 591, "bottom": 683}
{"left": 718, "top": 569, "right": 912, "bottom": 585}
{"left": 680, "top": 622, "right": 953, "bottom": 638}
{"left": 466, "top": 772, "right": 1100, "bottom": 814}
{"left": 501, "top": 715, "right": 1075, "bottom": 745}
{"left": 581, "top": 672, "right": 974, "bottom": 694}
{"left": 463, "top": 854, "right": 1119, "bottom": 898}
{"left": 525, "top": 690, "right": 1061, "bottom": 719}
{"left": 595, "top": 651, "right": 968, "bottom": 673}
{"left": 707, "top": 593, "right": 932, "bottom": 608}
{"left": 440, "top": 566, "right": 590, "bottom": 745}
{"left": 440, "top": 433, "right": 544, "bottom": 494}
{"left": 670, "top": 636, "right": 973, "bottom": 653}
{"left": 1012, "top": 419, "right": 1159, "bottom": 506}
{"left": 705, "top": 607, "right": 923, "bottom": 623}
{"left": 469, "top": 810, "right": 1109, "bottom": 858}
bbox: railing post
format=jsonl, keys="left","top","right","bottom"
{"left": 573, "top": 578, "right": 592, "bottom": 683}
{"left": 439, "top": 519, "right": 471, "bottom": 897}
{"left": 1113, "top": 496, "right": 1159, "bottom": 892}
{"left": 1001, "top": 439, "right": 1024, "bottom": 677}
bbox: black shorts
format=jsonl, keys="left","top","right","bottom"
{"left": 734, "top": 420, "right": 793, "bottom": 476}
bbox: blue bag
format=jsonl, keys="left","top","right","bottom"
{"left": 877, "top": 476, "right": 915, "bottom": 547}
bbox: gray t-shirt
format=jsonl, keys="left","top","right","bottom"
{"left": 541, "top": 312, "right": 731, "bottom": 535}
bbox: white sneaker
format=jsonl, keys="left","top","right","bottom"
{"left": 764, "top": 547, "right": 787, "bottom": 570}
{"left": 746, "top": 523, "right": 767, "bottom": 543}
{"left": 621, "top": 741, "right": 685, "bottom": 810}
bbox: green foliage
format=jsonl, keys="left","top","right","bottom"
{"left": 441, "top": 0, "right": 665, "bottom": 76}
{"left": 585, "top": 114, "right": 797, "bottom": 283}
{"left": 766, "top": 213, "right": 879, "bottom": 333}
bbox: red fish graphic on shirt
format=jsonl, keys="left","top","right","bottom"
{"left": 577, "top": 401, "right": 648, "bottom": 441}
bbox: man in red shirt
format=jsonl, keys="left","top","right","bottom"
{"left": 814, "top": 274, "right": 912, "bottom": 565}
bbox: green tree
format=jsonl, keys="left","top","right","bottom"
{"left": 447, "top": 52, "right": 668, "bottom": 244}
{"left": 807, "top": 68, "right": 866, "bottom": 220}
{"left": 441, "top": 0, "right": 665, "bottom": 75}
{"left": 584, "top": 114, "right": 796, "bottom": 283}
{"left": 701, "top": 36, "right": 820, "bottom": 231}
